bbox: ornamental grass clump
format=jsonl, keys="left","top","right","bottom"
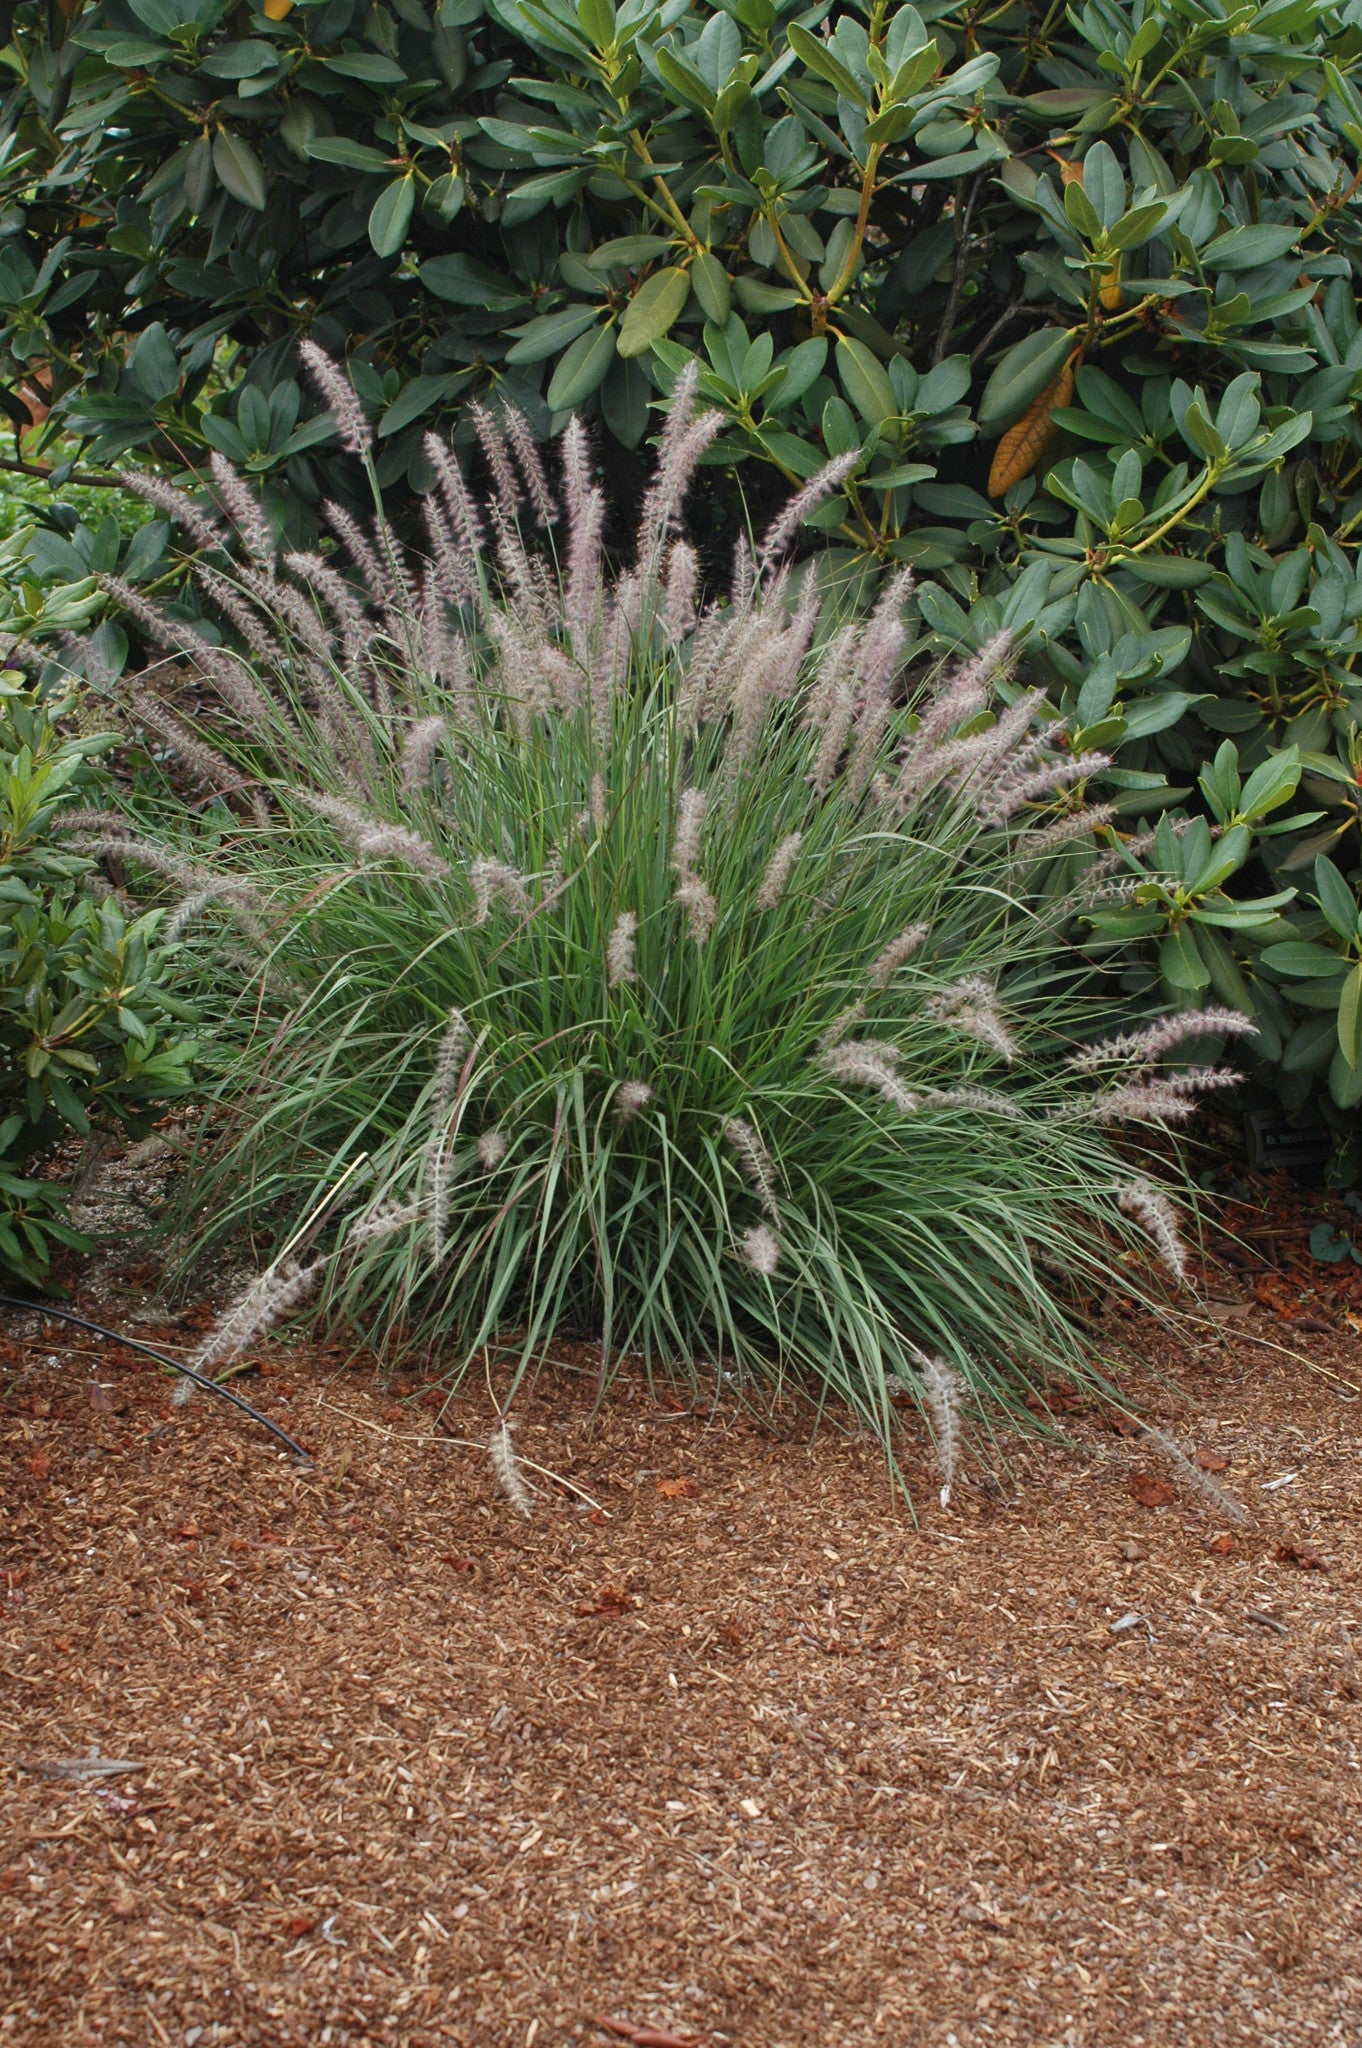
{"left": 76, "top": 360, "right": 1248, "bottom": 1450}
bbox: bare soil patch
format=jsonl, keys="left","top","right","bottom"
{"left": 2, "top": 1255, "right": 1361, "bottom": 2047}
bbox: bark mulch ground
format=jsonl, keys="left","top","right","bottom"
{"left": 2, "top": 1253, "right": 1361, "bottom": 2046}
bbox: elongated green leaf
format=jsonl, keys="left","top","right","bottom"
{"left": 212, "top": 129, "right": 267, "bottom": 211}
{"left": 1161, "top": 926, "right": 1213, "bottom": 992}
{"left": 977, "top": 328, "right": 1076, "bottom": 434}
{"left": 420, "top": 254, "right": 529, "bottom": 311}
{"left": 1189, "top": 891, "right": 1297, "bottom": 927}
{"left": 306, "top": 137, "right": 395, "bottom": 173}
{"left": 516, "top": 0, "right": 595, "bottom": 58}
{"left": 1185, "top": 822, "right": 1250, "bottom": 894}
{"left": 546, "top": 320, "right": 616, "bottom": 408}
{"left": 1236, "top": 746, "right": 1300, "bottom": 820}
{"left": 835, "top": 335, "right": 897, "bottom": 429}
{"left": 1261, "top": 940, "right": 1348, "bottom": 977}
{"left": 1201, "top": 222, "right": 1300, "bottom": 271}
{"left": 1122, "top": 553, "right": 1212, "bottom": 588}
{"left": 772, "top": 335, "right": 827, "bottom": 412}
{"left": 732, "top": 276, "right": 802, "bottom": 314}
{"left": 200, "top": 40, "right": 278, "bottom": 80}
{"left": 183, "top": 134, "right": 214, "bottom": 213}
{"left": 369, "top": 175, "right": 415, "bottom": 258}
{"left": 588, "top": 235, "right": 675, "bottom": 271}
{"left": 377, "top": 372, "right": 465, "bottom": 438}
{"left": 1329, "top": 1044, "right": 1362, "bottom": 1106}
{"left": 501, "top": 169, "right": 586, "bottom": 226}
{"left": 1314, "top": 856, "right": 1359, "bottom": 942}
{"left": 1282, "top": 1015, "right": 1338, "bottom": 1073}
{"left": 617, "top": 266, "right": 691, "bottom": 358}
{"left": 688, "top": 251, "right": 731, "bottom": 324}
{"left": 1082, "top": 141, "right": 1125, "bottom": 230}
{"left": 576, "top": 0, "right": 614, "bottom": 50}
{"left": 909, "top": 141, "right": 1008, "bottom": 181}
{"left": 786, "top": 23, "right": 868, "bottom": 106}
{"left": 505, "top": 304, "right": 604, "bottom": 365}
{"left": 1062, "top": 178, "right": 1102, "bottom": 240}
{"left": 655, "top": 45, "right": 716, "bottom": 113}
{"left": 104, "top": 38, "right": 175, "bottom": 66}
{"left": 887, "top": 40, "right": 940, "bottom": 99}
{"left": 1338, "top": 962, "right": 1362, "bottom": 1069}
{"left": 1106, "top": 202, "right": 1168, "bottom": 252}
{"left": 321, "top": 51, "right": 408, "bottom": 83}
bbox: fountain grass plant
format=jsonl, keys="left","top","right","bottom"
{"left": 63, "top": 358, "right": 1251, "bottom": 1451}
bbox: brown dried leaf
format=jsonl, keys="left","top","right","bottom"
{"left": 27, "top": 1452, "right": 49, "bottom": 1480}
{"left": 1129, "top": 1473, "right": 1175, "bottom": 1508}
{"left": 656, "top": 1477, "right": 697, "bottom": 1499}
{"left": 1275, "top": 1541, "right": 1327, "bottom": 1572}
{"left": 592, "top": 2019, "right": 706, "bottom": 2048}
{"left": 988, "top": 347, "right": 1081, "bottom": 497}
{"left": 1193, "top": 1449, "right": 1229, "bottom": 1472}
{"left": 1048, "top": 151, "right": 1085, "bottom": 187}
{"left": 576, "top": 1582, "right": 632, "bottom": 1618}
{"left": 1208, "top": 1533, "right": 1235, "bottom": 1556}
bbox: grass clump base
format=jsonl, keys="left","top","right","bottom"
{"left": 73, "top": 365, "right": 1248, "bottom": 1458}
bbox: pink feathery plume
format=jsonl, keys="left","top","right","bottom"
{"left": 1118, "top": 1179, "right": 1188, "bottom": 1285}
{"left": 423, "top": 434, "right": 486, "bottom": 562}
{"left": 322, "top": 500, "right": 388, "bottom": 604}
{"left": 561, "top": 417, "right": 594, "bottom": 527}
{"left": 1022, "top": 805, "right": 1116, "bottom": 857}
{"left": 120, "top": 471, "right": 224, "bottom": 555}
{"left": 909, "top": 632, "right": 1014, "bottom": 756}
{"left": 298, "top": 339, "right": 372, "bottom": 457}
{"left": 820, "top": 1039, "right": 919, "bottom": 1115}
{"left": 470, "top": 400, "right": 523, "bottom": 523}
{"left": 981, "top": 750, "right": 1112, "bottom": 826}
{"left": 566, "top": 487, "right": 606, "bottom": 652}
{"left": 1068, "top": 1007, "right": 1256, "bottom": 1074}
{"left": 501, "top": 402, "right": 557, "bottom": 526}
{"left": 757, "top": 450, "right": 861, "bottom": 569}
{"left": 423, "top": 495, "right": 475, "bottom": 608}
{"left": 664, "top": 541, "right": 700, "bottom": 641}
{"left": 1087, "top": 1069, "right": 1238, "bottom": 1123}
{"left": 868, "top": 923, "right": 928, "bottom": 988}
{"left": 208, "top": 454, "right": 274, "bottom": 563}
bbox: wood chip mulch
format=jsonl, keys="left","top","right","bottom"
{"left": 2, "top": 1272, "right": 1361, "bottom": 2047}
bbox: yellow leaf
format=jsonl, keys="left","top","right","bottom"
{"left": 1099, "top": 258, "right": 1122, "bottom": 310}
{"left": 987, "top": 347, "right": 1082, "bottom": 498}
{"left": 264, "top": 0, "right": 295, "bottom": 17}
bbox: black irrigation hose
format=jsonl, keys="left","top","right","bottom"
{"left": 0, "top": 1293, "right": 314, "bottom": 1463}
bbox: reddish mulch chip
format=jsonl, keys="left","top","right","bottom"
{"left": 2, "top": 1274, "right": 1361, "bottom": 2047}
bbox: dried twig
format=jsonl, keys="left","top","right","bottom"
{"left": 933, "top": 172, "right": 985, "bottom": 364}
{"left": 19, "top": 1756, "right": 146, "bottom": 1780}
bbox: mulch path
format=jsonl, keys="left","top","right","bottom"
{"left": 3, "top": 1215, "right": 1362, "bottom": 2046}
